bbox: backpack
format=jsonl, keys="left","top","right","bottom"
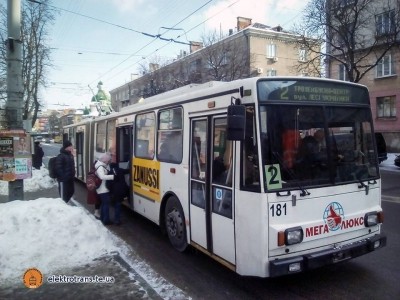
{"left": 86, "top": 163, "right": 102, "bottom": 191}
{"left": 48, "top": 155, "right": 59, "bottom": 179}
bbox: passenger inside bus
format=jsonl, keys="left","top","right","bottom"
{"left": 282, "top": 129, "right": 301, "bottom": 169}
{"left": 158, "top": 132, "right": 182, "bottom": 163}
{"left": 295, "top": 130, "right": 329, "bottom": 179}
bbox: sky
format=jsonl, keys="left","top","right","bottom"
{"left": 0, "top": 167, "right": 188, "bottom": 298}
{"left": 39, "top": 0, "right": 308, "bottom": 110}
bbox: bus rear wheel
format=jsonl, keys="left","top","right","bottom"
{"left": 165, "top": 196, "right": 187, "bottom": 252}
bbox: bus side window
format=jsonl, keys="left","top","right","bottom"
{"left": 213, "top": 139, "right": 232, "bottom": 186}
{"left": 157, "top": 108, "right": 183, "bottom": 163}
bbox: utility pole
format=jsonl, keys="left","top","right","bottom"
{"left": 6, "top": 0, "right": 24, "bottom": 201}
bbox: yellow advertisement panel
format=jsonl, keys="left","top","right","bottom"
{"left": 132, "top": 158, "right": 160, "bottom": 202}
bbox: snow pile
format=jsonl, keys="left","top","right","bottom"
{"left": 0, "top": 198, "right": 118, "bottom": 283}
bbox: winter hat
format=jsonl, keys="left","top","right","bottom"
{"left": 99, "top": 153, "right": 112, "bottom": 163}
{"left": 63, "top": 140, "right": 73, "bottom": 148}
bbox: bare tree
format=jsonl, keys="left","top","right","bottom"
{"left": 292, "top": 0, "right": 400, "bottom": 82}
{"left": 0, "top": 4, "right": 8, "bottom": 107}
{"left": 200, "top": 30, "right": 254, "bottom": 81}
{"left": 0, "top": 0, "right": 54, "bottom": 126}
{"left": 137, "top": 55, "right": 170, "bottom": 97}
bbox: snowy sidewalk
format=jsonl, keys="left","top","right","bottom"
{"left": 0, "top": 253, "right": 162, "bottom": 299}
{"left": 0, "top": 183, "right": 188, "bottom": 299}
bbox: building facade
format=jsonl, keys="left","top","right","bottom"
{"left": 110, "top": 17, "right": 320, "bottom": 111}
{"left": 327, "top": 0, "right": 400, "bottom": 151}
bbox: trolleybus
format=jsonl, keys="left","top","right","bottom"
{"left": 63, "top": 77, "right": 386, "bottom": 277}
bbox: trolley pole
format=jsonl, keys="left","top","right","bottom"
{"left": 6, "top": 0, "right": 24, "bottom": 201}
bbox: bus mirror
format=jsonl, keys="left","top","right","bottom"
{"left": 227, "top": 105, "right": 246, "bottom": 141}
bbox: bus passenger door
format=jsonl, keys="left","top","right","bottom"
{"left": 189, "top": 116, "right": 235, "bottom": 264}
{"left": 116, "top": 125, "right": 133, "bottom": 207}
{"left": 75, "top": 131, "right": 84, "bottom": 180}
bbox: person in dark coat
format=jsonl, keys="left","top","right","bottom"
{"left": 55, "top": 140, "right": 75, "bottom": 203}
{"left": 32, "top": 141, "right": 44, "bottom": 169}
{"left": 107, "top": 162, "right": 130, "bottom": 225}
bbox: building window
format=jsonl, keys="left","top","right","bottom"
{"left": 221, "top": 52, "right": 228, "bottom": 65}
{"left": 338, "top": 0, "right": 355, "bottom": 8}
{"left": 266, "top": 44, "right": 276, "bottom": 58}
{"left": 339, "top": 64, "right": 347, "bottom": 81}
{"left": 190, "top": 59, "right": 201, "bottom": 73}
{"left": 267, "top": 69, "right": 277, "bottom": 76}
{"left": 376, "top": 54, "right": 396, "bottom": 78}
{"left": 377, "top": 96, "right": 396, "bottom": 118}
{"left": 298, "top": 49, "right": 307, "bottom": 62}
{"left": 376, "top": 10, "right": 395, "bottom": 36}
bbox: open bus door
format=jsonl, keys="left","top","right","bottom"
{"left": 189, "top": 115, "right": 235, "bottom": 264}
{"left": 75, "top": 131, "right": 84, "bottom": 180}
{"left": 116, "top": 125, "right": 133, "bottom": 207}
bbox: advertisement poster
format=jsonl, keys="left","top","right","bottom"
{"left": 2, "top": 157, "right": 16, "bottom": 181}
{"left": 0, "top": 130, "right": 32, "bottom": 181}
{"left": 15, "top": 158, "right": 31, "bottom": 180}
{"left": 14, "top": 136, "right": 31, "bottom": 156}
{"left": 0, "top": 137, "right": 14, "bottom": 156}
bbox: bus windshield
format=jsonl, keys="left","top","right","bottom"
{"left": 258, "top": 88, "right": 379, "bottom": 191}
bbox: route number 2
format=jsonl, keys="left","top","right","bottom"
{"left": 265, "top": 164, "right": 282, "bottom": 190}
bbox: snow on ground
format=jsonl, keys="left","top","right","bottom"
{"left": 379, "top": 153, "right": 399, "bottom": 171}
{"left": 0, "top": 198, "right": 119, "bottom": 284}
{"left": 0, "top": 166, "right": 56, "bottom": 196}
{"left": 0, "top": 166, "right": 188, "bottom": 299}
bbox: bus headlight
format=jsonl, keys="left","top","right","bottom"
{"left": 364, "top": 211, "right": 384, "bottom": 227}
{"left": 285, "top": 227, "right": 303, "bottom": 245}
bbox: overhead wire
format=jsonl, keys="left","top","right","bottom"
{"left": 89, "top": 0, "right": 215, "bottom": 86}
{"left": 27, "top": 0, "right": 197, "bottom": 46}
{"left": 105, "top": 0, "right": 242, "bottom": 83}
{"left": 28, "top": 0, "right": 254, "bottom": 95}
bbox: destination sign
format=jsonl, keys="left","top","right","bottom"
{"left": 257, "top": 80, "right": 370, "bottom": 105}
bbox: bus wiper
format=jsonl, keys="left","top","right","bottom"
{"left": 357, "top": 177, "right": 369, "bottom": 195}
{"left": 273, "top": 152, "right": 310, "bottom": 196}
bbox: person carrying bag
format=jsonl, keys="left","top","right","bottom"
{"left": 107, "top": 162, "right": 129, "bottom": 225}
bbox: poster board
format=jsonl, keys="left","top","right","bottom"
{"left": 0, "top": 130, "right": 32, "bottom": 181}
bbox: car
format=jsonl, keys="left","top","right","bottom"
{"left": 395, "top": 155, "right": 400, "bottom": 167}
{"left": 375, "top": 133, "right": 387, "bottom": 164}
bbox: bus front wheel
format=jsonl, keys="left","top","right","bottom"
{"left": 165, "top": 196, "right": 188, "bottom": 252}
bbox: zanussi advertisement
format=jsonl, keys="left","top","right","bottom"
{"left": 132, "top": 158, "right": 160, "bottom": 202}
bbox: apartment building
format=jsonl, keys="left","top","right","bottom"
{"left": 110, "top": 17, "right": 320, "bottom": 110}
{"left": 326, "top": 0, "right": 400, "bottom": 151}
